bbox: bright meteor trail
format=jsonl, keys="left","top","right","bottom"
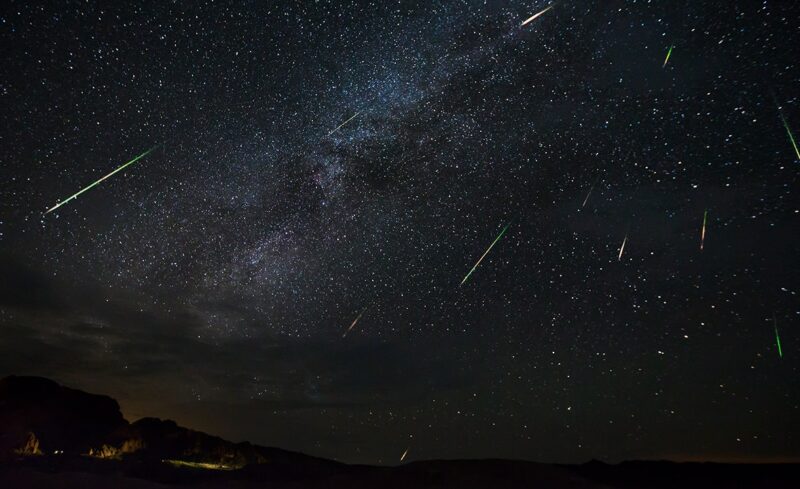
{"left": 44, "top": 147, "right": 157, "bottom": 215}
{"left": 663, "top": 45, "right": 674, "bottom": 68}
{"left": 460, "top": 221, "right": 511, "bottom": 286}
{"left": 521, "top": 5, "right": 553, "bottom": 26}
{"left": 618, "top": 234, "right": 627, "bottom": 261}
{"left": 779, "top": 111, "right": 800, "bottom": 161}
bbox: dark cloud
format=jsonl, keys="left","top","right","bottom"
{"left": 0, "top": 256, "right": 62, "bottom": 311}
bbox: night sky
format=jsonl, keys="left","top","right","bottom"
{"left": 1, "top": 0, "right": 798, "bottom": 465}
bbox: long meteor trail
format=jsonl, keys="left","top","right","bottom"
{"left": 521, "top": 5, "right": 553, "bottom": 26}
{"left": 617, "top": 234, "right": 628, "bottom": 261}
{"left": 460, "top": 221, "right": 511, "bottom": 286}
{"left": 44, "top": 146, "right": 157, "bottom": 214}
{"left": 779, "top": 111, "right": 800, "bottom": 161}
{"left": 328, "top": 111, "right": 361, "bottom": 137}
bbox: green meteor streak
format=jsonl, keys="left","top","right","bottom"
{"left": 460, "top": 221, "right": 511, "bottom": 286}
{"left": 45, "top": 146, "right": 157, "bottom": 214}
{"left": 774, "top": 316, "right": 783, "bottom": 358}
{"left": 663, "top": 44, "right": 674, "bottom": 68}
{"left": 779, "top": 112, "right": 800, "bottom": 161}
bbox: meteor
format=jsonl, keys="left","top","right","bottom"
{"left": 342, "top": 307, "right": 368, "bottom": 338}
{"left": 663, "top": 45, "right": 674, "bottom": 68}
{"left": 774, "top": 315, "right": 783, "bottom": 358}
{"left": 44, "top": 146, "right": 157, "bottom": 215}
{"left": 700, "top": 209, "right": 708, "bottom": 251}
{"left": 581, "top": 176, "right": 600, "bottom": 209}
{"left": 328, "top": 111, "right": 361, "bottom": 137}
{"left": 581, "top": 185, "right": 594, "bottom": 208}
{"left": 617, "top": 234, "right": 627, "bottom": 261}
{"left": 521, "top": 5, "right": 553, "bottom": 26}
{"left": 400, "top": 447, "right": 409, "bottom": 461}
{"left": 779, "top": 111, "right": 800, "bottom": 161}
{"left": 460, "top": 221, "right": 511, "bottom": 286}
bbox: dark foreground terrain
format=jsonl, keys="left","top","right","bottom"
{"left": 1, "top": 376, "right": 797, "bottom": 488}
{"left": 3, "top": 455, "right": 800, "bottom": 489}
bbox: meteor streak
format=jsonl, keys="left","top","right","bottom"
{"left": 774, "top": 315, "right": 783, "bottom": 358}
{"left": 617, "top": 234, "right": 627, "bottom": 261}
{"left": 44, "top": 146, "right": 157, "bottom": 215}
{"left": 700, "top": 209, "right": 708, "bottom": 251}
{"left": 342, "top": 307, "right": 368, "bottom": 338}
{"left": 779, "top": 111, "right": 800, "bottom": 161}
{"left": 521, "top": 5, "right": 553, "bottom": 26}
{"left": 328, "top": 111, "right": 361, "bottom": 137}
{"left": 663, "top": 45, "right": 674, "bottom": 68}
{"left": 400, "top": 447, "right": 409, "bottom": 461}
{"left": 460, "top": 221, "right": 511, "bottom": 286}
{"left": 581, "top": 185, "right": 594, "bottom": 208}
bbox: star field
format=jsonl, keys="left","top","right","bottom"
{"left": 1, "top": 0, "right": 798, "bottom": 465}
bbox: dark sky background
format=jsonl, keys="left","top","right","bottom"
{"left": 1, "top": 0, "right": 798, "bottom": 465}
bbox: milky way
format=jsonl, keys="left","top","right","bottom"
{"left": 1, "top": 1, "right": 798, "bottom": 464}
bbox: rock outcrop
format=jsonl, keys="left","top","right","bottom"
{"left": 0, "top": 376, "right": 127, "bottom": 458}
{"left": 0, "top": 375, "right": 320, "bottom": 468}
